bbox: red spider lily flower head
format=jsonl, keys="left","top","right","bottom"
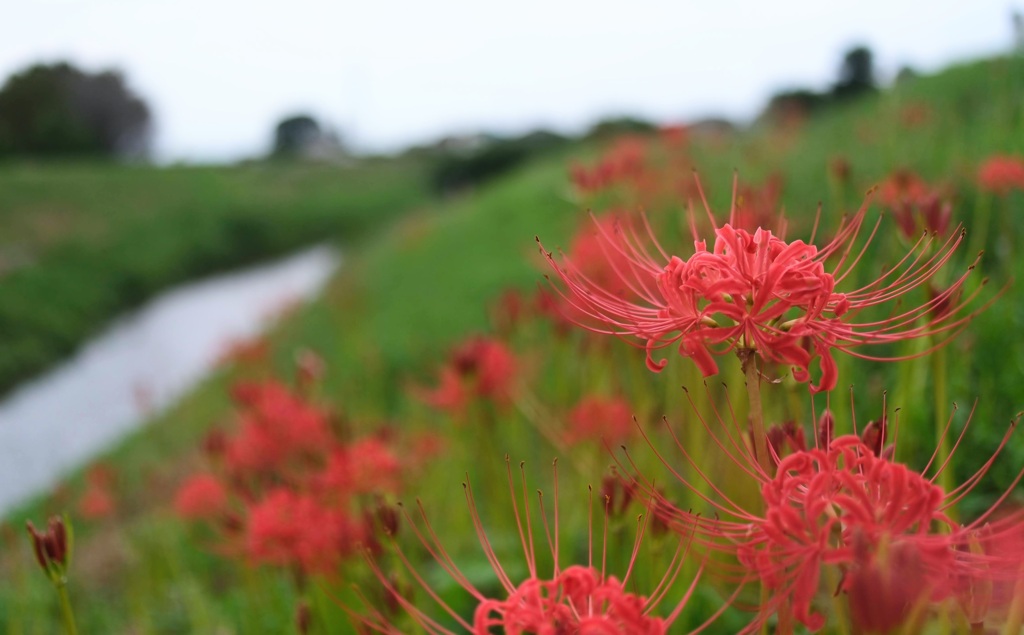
{"left": 565, "top": 394, "right": 635, "bottom": 446}
{"left": 540, "top": 173, "right": 988, "bottom": 393}
{"left": 77, "top": 463, "right": 117, "bottom": 520}
{"left": 416, "top": 366, "right": 468, "bottom": 413}
{"left": 746, "top": 436, "right": 953, "bottom": 630}
{"left": 244, "top": 488, "right": 363, "bottom": 575}
{"left": 888, "top": 193, "right": 953, "bottom": 242}
{"left": 418, "top": 336, "right": 518, "bottom": 414}
{"left": 626, "top": 389, "right": 1024, "bottom": 632}
{"left": 878, "top": 168, "right": 931, "bottom": 210}
{"left": 569, "top": 136, "right": 649, "bottom": 195}
{"left": 977, "top": 155, "right": 1024, "bottom": 195}
{"left": 175, "top": 474, "right": 229, "bottom": 520}
{"left": 349, "top": 458, "right": 735, "bottom": 634}
{"left": 223, "top": 380, "right": 334, "bottom": 478}
{"left": 450, "top": 336, "right": 517, "bottom": 400}
{"left": 877, "top": 170, "right": 953, "bottom": 240}
{"left": 314, "top": 437, "right": 402, "bottom": 505}
{"left": 77, "top": 481, "right": 115, "bottom": 520}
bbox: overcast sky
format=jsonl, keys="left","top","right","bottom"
{"left": 2, "top": 1, "right": 1020, "bottom": 162}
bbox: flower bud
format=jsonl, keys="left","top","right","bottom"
{"left": 295, "top": 601, "right": 312, "bottom": 634}
{"left": 25, "top": 515, "right": 70, "bottom": 576}
{"left": 816, "top": 409, "right": 835, "bottom": 449}
{"left": 861, "top": 416, "right": 887, "bottom": 456}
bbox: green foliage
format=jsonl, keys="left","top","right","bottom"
{"left": 0, "top": 62, "right": 151, "bottom": 159}
{"left": 430, "top": 130, "right": 571, "bottom": 192}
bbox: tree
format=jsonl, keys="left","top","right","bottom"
{"left": 272, "top": 115, "right": 322, "bottom": 157}
{"left": 0, "top": 62, "right": 152, "bottom": 159}
{"left": 761, "top": 88, "right": 828, "bottom": 123}
{"left": 832, "top": 46, "right": 877, "bottom": 101}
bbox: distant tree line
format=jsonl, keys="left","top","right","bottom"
{"left": 0, "top": 62, "right": 152, "bottom": 160}
{"left": 761, "top": 46, "right": 879, "bottom": 122}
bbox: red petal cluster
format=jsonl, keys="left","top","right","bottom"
{"left": 352, "top": 461, "right": 724, "bottom": 633}
{"left": 417, "top": 335, "right": 517, "bottom": 415}
{"left": 977, "top": 154, "right": 1024, "bottom": 195}
{"left": 245, "top": 488, "right": 363, "bottom": 574}
{"left": 174, "top": 372, "right": 407, "bottom": 577}
{"left": 569, "top": 136, "right": 648, "bottom": 194}
{"left": 541, "top": 176, "right": 985, "bottom": 392}
{"left": 565, "top": 394, "right": 634, "bottom": 446}
{"left": 743, "top": 436, "right": 953, "bottom": 630}
{"left": 632, "top": 393, "right": 1024, "bottom": 632}
{"left": 174, "top": 474, "right": 228, "bottom": 520}
{"left": 474, "top": 565, "right": 665, "bottom": 634}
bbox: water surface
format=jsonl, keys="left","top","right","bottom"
{"left": 0, "top": 246, "right": 339, "bottom": 514}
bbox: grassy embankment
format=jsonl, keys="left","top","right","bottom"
{"left": 2, "top": 55, "right": 1024, "bottom": 633}
{"left": 0, "top": 158, "right": 431, "bottom": 396}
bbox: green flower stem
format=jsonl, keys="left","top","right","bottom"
{"left": 55, "top": 581, "right": 78, "bottom": 635}
{"left": 967, "top": 191, "right": 992, "bottom": 259}
{"left": 742, "top": 353, "right": 774, "bottom": 635}
{"left": 933, "top": 344, "right": 953, "bottom": 498}
{"left": 742, "top": 355, "right": 773, "bottom": 479}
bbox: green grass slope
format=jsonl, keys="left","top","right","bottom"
{"left": 2, "top": 55, "right": 1024, "bottom": 633}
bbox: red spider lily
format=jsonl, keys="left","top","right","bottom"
{"left": 244, "top": 488, "right": 364, "bottom": 575}
{"left": 77, "top": 481, "right": 115, "bottom": 520}
{"left": 977, "top": 155, "right": 1024, "bottom": 195}
{"left": 175, "top": 367, "right": 414, "bottom": 581}
{"left": 174, "top": 474, "right": 228, "bottom": 520}
{"left": 625, "top": 389, "right": 1024, "bottom": 632}
{"left": 877, "top": 170, "right": 953, "bottom": 240}
{"left": 417, "top": 336, "right": 517, "bottom": 415}
{"left": 314, "top": 437, "right": 402, "bottom": 505}
{"left": 349, "top": 459, "right": 737, "bottom": 634}
{"left": 565, "top": 394, "right": 634, "bottom": 446}
{"left": 77, "top": 464, "right": 117, "bottom": 520}
{"left": 892, "top": 193, "right": 953, "bottom": 241}
{"left": 540, "top": 174, "right": 987, "bottom": 392}
{"left": 569, "top": 136, "right": 649, "bottom": 194}
{"left": 223, "top": 381, "right": 334, "bottom": 479}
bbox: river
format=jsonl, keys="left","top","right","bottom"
{"left": 0, "top": 245, "right": 340, "bottom": 515}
